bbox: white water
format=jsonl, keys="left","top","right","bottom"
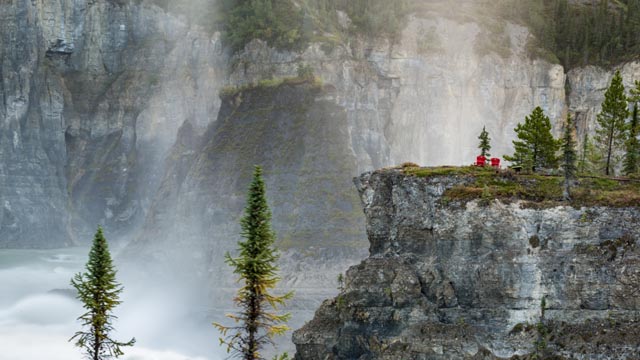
{"left": 0, "top": 248, "right": 222, "bottom": 360}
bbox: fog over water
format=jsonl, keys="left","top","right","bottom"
{"left": 0, "top": 248, "right": 220, "bottom": 360}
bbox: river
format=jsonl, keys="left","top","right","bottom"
{"left": 0, "top": 247, "right": 218, "bottom": 360}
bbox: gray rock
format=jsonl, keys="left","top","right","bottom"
{"left": 293, "top": 169, "right": 640, "bottom": 359}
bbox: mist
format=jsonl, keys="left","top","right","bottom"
{"left": 0, "top": 248, "right": 220, "bottom": 360}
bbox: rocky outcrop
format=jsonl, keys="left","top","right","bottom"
{"left": 293, "top": 169, "right": 640, "bottom": 359}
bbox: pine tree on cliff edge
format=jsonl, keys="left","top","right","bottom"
{"left": 504, "top": 107, "right": 559, "bottom": 172}
{"left": 215, "top": 166, "right": 293, "bottom": 360}
{"left": 561, "top": 114, "right": 578, "bottom": 200}
{"left": 623, "top": 104, "right": 640, "bottom": 175}
{"left": 624, "top": 81, "right": 640, "bottom": 176}
{"left": 70, "top": 227, "right": 135, "bottom": 360}
{"left": 596, "top": 70, "right": 629, "bottom": 176}
{"left": 478, "top": 126, "right": 492, "bottom": 157}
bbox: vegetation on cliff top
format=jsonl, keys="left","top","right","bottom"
{"left": 219, "top": 69, "right": 322, "bottom": 98}
{"left": 220, "top": 0, "right": 409, "bottom": 52}
{"left": 491, "top": 0, "right": 640, "bottom": 67}
{"left": 401, "top": 164, "right": 640, "bottom": 208}
{"left": 148, "top": 0, "right": 640, "bottom": 66}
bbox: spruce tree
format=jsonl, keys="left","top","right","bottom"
{"left": 215, "top": 166, "right": 292, "bottom": 360}
{"left": 70, "top": 227, "right": 135, "bottom": 360}
{"left": 596, "top": 70, "right": 629, "bottom": 176}
{"left": 478, "top": 126, "right": 492, "bottom": 157}
{"left": 623, "top": 104, "right": 640, "bottom": 175}
{"left": 579, "top": 132, "right": 589, "bottom": 174}
{"left": 561, "top": 114, "right": 578, "bottom": 200}
{"left": 504, "top": 107, "right": 560, "bottom": 172}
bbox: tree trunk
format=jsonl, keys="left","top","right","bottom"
{"left": 94, "top": 326, "right": 100, "bottom": 360}
{"left": 246, "top": 285, "right": 259, "bottom": 360}
{"left": 606, "top": 124, "right": 615, "bottom": 176}
{"left": 563, "top": 177, "right": 571, "bottom": 201}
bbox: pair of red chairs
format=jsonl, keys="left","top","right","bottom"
{"left": 476, "top": 156, "right": 500, "bottom": 168}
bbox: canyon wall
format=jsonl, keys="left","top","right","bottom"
{"left": 293, "top": 169, "right": 640, "bottom": 359}
{"left": 1, "top": 1, "right": 640, "bottom": 347}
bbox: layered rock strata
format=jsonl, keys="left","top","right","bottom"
{"left": 293, "top": 169, "right": 640, "bottom": 359}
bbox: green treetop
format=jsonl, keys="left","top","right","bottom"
{"left": 223, "top": 0, "right": 306, "bottom": 52}
{"left": 70, "top": 227, "right": 135, "bottom": 360}
{"left": 478, "top": 126, "right": 492, "bottom": 157}
{"left": 596, "top": 70, "right": 629, "bottom": 176}
{"left": 561, "top": 114, "right": 578, "bottom": 200}
{"left": 624, "top": 104, "right": 640, "bottom": 175}
{"left": 215, "top": 166, "right": 293, "bottom": 360}
{"left": 504, "top": 106, "right": 560, "bottom": 172}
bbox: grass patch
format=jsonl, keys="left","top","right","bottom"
{"left": 220, "top": 75, "right": 323, "bottom": 98}
{"left": 400, "top": 166, "right": 640, "bottom": 208}
{"left": 405, "top": 165, "right": 494, "bottom": 178}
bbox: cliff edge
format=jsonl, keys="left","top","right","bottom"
{"left": 293, "top": 168, "right": 640, "bottom": 359}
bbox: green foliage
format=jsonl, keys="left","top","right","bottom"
{"left": 220, "top": 74, "right": 323, "bottom": 98}
{"left": 219, "top": 0, "right": 410, "bottom": 53}
{"left": 495, "top": 0, "right": 640, "bottom": 68}
{"left": 337, "top": 273, "right": 345, "bottom": 292}
{"left": 596, "top": 71, "right": 629, "bottom": 176}
{"left": 214, "top": 166, "right": 293, "bottom": 360}
{"left": 561, "top": 115, "right": 578, "bottom": 200}
{"left": 221, "top": 0, "right": 307, "bottom": 52}
{"left": 478, "top": 126, "right": 492, "bottom": 157}
{"left": 580, "top": 133, "right": 606, "bottom": 175}
{"left": 297, "top": 63, "right": 315, "bottom": 80}
{"left": 336, "top": 0, "right": 410, "bottom": 37}
{"left": 272, "top": 353, "right": 290, "bottom": 360}
{"left": 402, "top": 165, "right": 640, "bottom": 207}
{"left": 624, "top": 100, "right": 640, "bottom": 176}
{"left": 70, "top": 227, "right": 135, "bottom": 360}
{"left": 504, "top": 107, "right": 560, "bottom": 172}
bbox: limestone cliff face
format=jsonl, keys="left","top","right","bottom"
{"left": 0, "top": 0, "right": 226, "bottom": 247}
{"left": 293, "top": 169, "right": 640, "bottom": 359}
{"left": 228, "top": 15, "right": 566, "bottom": 171}
{"left": 568, "top": 61, "right": 640, "bottom": 143}
{"left": 0, "top": 0, "right": 624, "bottom": 251}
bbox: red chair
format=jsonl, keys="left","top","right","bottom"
{"left": 476, "top": 156, "right": 487, "bottom": 166}
{"left": 491, "top": 158, "right": 501, "bottom": 168}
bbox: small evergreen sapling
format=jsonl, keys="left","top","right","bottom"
{"left": 215, "top": 166, "right": 293, "bottom": 360}
{"left": 478, "top": 126, "right": 492, "bottom": 157}
{"left": 70, "top": 227, "right": 135, "bottom": 360}
{"left": 561, "top": 115, "right": 578, "bottom": 200}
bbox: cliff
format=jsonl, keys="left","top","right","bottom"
{"left": 0, "top": 0, "right": 226, "bottom": 247}
{"left": 121, "top": 81, "right": 368, "bottom": 340}
{"left": 1, "top": 0, "right": 638, "bottom": 254}
{"left": 293, "top": 168, "right": 640, "bottom": 359}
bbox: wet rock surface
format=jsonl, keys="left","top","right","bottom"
{"left": 293, "top": 169, "right": 640, "bottom": 359}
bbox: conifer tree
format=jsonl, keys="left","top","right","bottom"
{"left": 70, "top": 227, "right": 135, "bottom": 360}
{"left": 215, "top": 166, "right": 292, "bottom": 360}
{"left": 623, "top": 104, "right": 640, "bottom": 175}
{"left": 561, "top": 114, "right": 578, "bottom": 200}
{"left": 579, "top": 132, "right": 589, "bottom": 174}
{"left": 504, "top": 107, "right": 560, "bottom": 172}
{"left": 596, "top": 70, "right": 629, "bottom": 176}
{"left": 478, "top": 126, "right": 492, "bottom": 157}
